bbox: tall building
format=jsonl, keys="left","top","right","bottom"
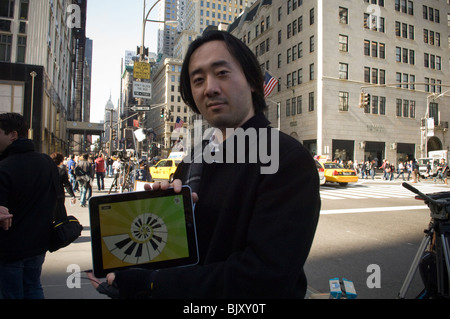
{"left": 173, "top": 0, "right": 254, "bottom": 57}
{"left": 157, "top": 0, "right": 179, "bottom": 58}
{"left": 148, "top": 57, "right": 185, "bottom": 157}
{"left": 0, "top": 0, "right": 88, "bottom": 154}
{"left": 229, "top": 0, "right": 449, "bottom": 165}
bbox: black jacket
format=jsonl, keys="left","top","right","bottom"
{"left": 152, "top": 113, "right": 321, "bottom": 298}
{"left": 0, "top": 139, "right": 57, "bottom": 261}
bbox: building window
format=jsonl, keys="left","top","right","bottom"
{"left": 309, "top": 92, "right": 314, "bottom": 111}
{"left": 364, "top": 67, "right": 370, "bottom": 83}
{"left": 0, "top": 34, "right": 12, "bottom": 62}
{"left": 339, "top": 7, "right": 348, "bottom": 24}
{"left": 297, "top": 68, "right": 303, "bottom": 84}
{"left": 372, "top": 68, "right": 378, "bottom": 84}
{"left": 339, "top": 34, "right": 348, "bottom": 52}
{"left": 0, "top": 0, "right": 15, "bottom": 18}
{"left": 286, "top": 99, "right": 290, "bottom": 116}
{"left": 380, "top": 97, "right": 386, "bottom": 115}
{"left": 372, "top": 95, "right": 379, "bottom": 114}
{"left": 338, "top": 91, "right": 349, "bottom": 112}
{"left": 297, "top": 42, "right": 303, "bottom": 58}
{"left": 396, "top": 99, "right": 402, "bottom": 117}
{"left": 429, "top": 102, "right": 438, "bottom": 125}
{"left": 409, "top": 101, "right": 416, "bottom": 118}
{"left": 17, "top": 36, "right": 26, "bottom": 63}
{"left": 371, "top": 41, "right": 378, "bottom": 58}
{"left": 19, "top": 0, "right": 29, "bottom": 20}
{"left": 309, "top": 63, "right": 314, "bottom": 80}
{"left": 297, "top": 96, "right": 302, "bottom": 114}
{"left": 379, "top": 43, "right": 385, "bottom": 59}
{"left": 339, "top": 63, "right": 348, "bottom": 80}
{"left": 364, "top": 40, "right": 370, "bottom": 56}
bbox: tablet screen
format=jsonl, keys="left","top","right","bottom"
{"left": 88, "top": 186, "right": 198, "bottom": 278}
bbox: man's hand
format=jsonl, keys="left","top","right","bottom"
{"left": 144, "top": 179, "right": 199, "bottom": 203}
{"left": 87, "top": 269, "right": 154, "bottom": 299}
{"left": 0, "top": 206, "right": 13, "bottom": 231}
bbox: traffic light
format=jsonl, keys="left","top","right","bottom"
{"left": 111, "top": 129, "right": 116, "bottom": 140}
{"left": 359, "top": 92, "right": 371, "bottom": 108}
{"left": 359, "top": 93, "right": 364, "bottom": 108}
{"left": 364, "top": 93, "right": 371, "bottom": 108}
{"left": 160, "top": 108, "right": 165, "bottom": 118}
{"left": 166, "top": 110, "right": 172, "bottom": 122}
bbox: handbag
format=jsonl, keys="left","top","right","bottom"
{"left": 47, "top": 157, "right": 83, "bottom": 252}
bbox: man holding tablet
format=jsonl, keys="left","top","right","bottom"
{"left": 89, "top": 30, "right": 320, "bottom": 299}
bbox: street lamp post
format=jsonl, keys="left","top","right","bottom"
{"left": 28, "top": 71, "right": 37, "bottom": 140}
{"left": 135, "top": 0, "right": 177, "bottom": 158}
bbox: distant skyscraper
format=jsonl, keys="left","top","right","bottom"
{"left": 157, "top": 0, "right": 255, "bottom": 58}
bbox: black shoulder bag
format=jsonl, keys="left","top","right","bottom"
{"left": 47, "top": 157, "right": 83, "bottom": 252}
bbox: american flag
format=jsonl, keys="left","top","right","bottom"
{"left": 264, "top": 71, "right": 278, "bottom": 98}
{"left": 174, "top": 116, "right": 184, "bottom": 131}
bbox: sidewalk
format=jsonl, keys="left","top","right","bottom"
{"left": 41, "top": 179, "right": 112, "bottom": 299}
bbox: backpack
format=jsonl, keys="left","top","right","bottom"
{"left": 74, "top": 165, "right": 86, "bottom": 177}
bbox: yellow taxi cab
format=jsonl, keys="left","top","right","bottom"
{"left": 315, "top": 160, "right": 326, "bottom": 185}
{"left": 149, "top": 158, "right": 181, "bottom": 182}
{"left": 319, "top": 161, "right": 358, "bottom": 186}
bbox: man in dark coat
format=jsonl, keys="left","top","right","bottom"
{"left": 90, "top": 31, "right": 321, "bottom": 299}
{"left": 0, "top": 113, "right": 57, "bottom": 299}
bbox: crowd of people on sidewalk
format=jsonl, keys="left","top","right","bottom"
{"left": 335, "top": 158, "right": 443, "bottom": 184}
{"left": 64, "top": 152, "right": 108, "bottom": 207}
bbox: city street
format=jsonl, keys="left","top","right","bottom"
{"left": 306, "top": 178, "right": 448, "bottom": 299}
{"left": 40, "top": 176, "right": 449, "bottom": 299}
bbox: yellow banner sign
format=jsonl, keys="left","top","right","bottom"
{"left": 133, "top": 62, "right": 150, "bottom": 80}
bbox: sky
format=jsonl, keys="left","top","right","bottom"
{"left": 86, "top": 0, "right": 160, "bottom": 123}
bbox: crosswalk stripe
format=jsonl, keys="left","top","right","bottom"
{"left": 320, "top": 183, "right": 450, "bottom": 200}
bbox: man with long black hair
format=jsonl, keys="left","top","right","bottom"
{"left": 90, "top": 30, "right": 321, "bottom": 299}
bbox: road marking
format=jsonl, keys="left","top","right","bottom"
{"left": 320, "top": 183, "right": 450, "bottom": 200}
{"left": 320, "top": 205, "right": 428, "bottom": 215}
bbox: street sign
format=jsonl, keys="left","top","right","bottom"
{"left": 133, "top": 81, "right": 152, "bottom": 99}
{"left": 133, "top": 62, "right": 150, "bottom": 80}
{"left": 130, "top": 105, "right": 150, "bottom": 112}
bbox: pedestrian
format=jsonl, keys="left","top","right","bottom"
{"left": 76, "top": 153, "right": 93, "bottom": 207}
{"left": 134, "top": 159, "right": 151, "bottom": 182}
{"left": 434, "top": 158, "right": 448, "bottom": 184}
{"left": 370, "top": 160, "right": 376, "bottom": 180}
{"left": 106, "top": 156, "right": 113, "bottom": 177}
{"left": 50, "top": 152, "right": 76, "bottom": 205}
{"left": 0, "top": 113, "right": 59, "bottom": 299}
{"left": 67, "top": 154, "right": 78, "bottom": 192}
{"left": 395, "top": 161, "right": 405, "bottom": 181}
{"left": 95, "top": 153, "right": 106, "bottom": 191}
{"left": 89, "top": 30, "right": 321, "bottom": 299}
{"left": 361, "top": 161, "right": 367, "bottom": 179}
{"left": 406, "top": 160, "right": 412, "bottom": 181}
{"left": 412, "top": 159, "right": 420, "bottom": 183}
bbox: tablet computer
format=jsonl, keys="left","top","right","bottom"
{"left": 88, "top": 186, "right": 198, "bottom": 278}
